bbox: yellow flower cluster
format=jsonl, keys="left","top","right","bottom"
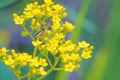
{"left": 0, "top": 48, "right": 48, "bottom": 76}
{"left": 78, "top": 41, "right": 94, "bottom": 59}
{"left": 0, "top": 0, "right": 95, "bottom": 79}
{"left": 13, "top": 0, "right": 94, "bottom": 73}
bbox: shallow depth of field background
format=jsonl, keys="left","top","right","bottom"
{"left": 0, "top": 0, "right": 120, "bottom": 80}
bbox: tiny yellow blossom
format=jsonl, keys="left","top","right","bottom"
{"left": 63, "top": 21, "right": 75, "bottom": 32}
{"left": 81, "top": 50, "right": 92, "bottom": 59}
{"left": 0, "top": 47, "right": 9, "bottom": 57}
{"left": 55, "top": 33, "right": 65, "bottom": 40}
{"left": 58, "top": 46, "right": 67, "bottom": 53}
{"left": 32, "top": 40, "right": 42, "bottom": 47}
{"left": 31, "top": 68, "right": 38, "bottom": 74}
{"left": 78, "top": 41, "right": 90, "bottom": 48}
{"left": 52, "top": 21, "right": 60, "bottom": 30}
{"left": 67, "top": 44, "right": 75, "bottom": 52}
{"left": 29, "top": 57, "right": 39, "bottom": 67}
{"left": 64, "top": 62, "right": 75, "bottom": 72}
{"left": 61, "top": 53, "right": 71, "bottom": 63}
{"left": 44, "top": 0, "right": 53, "bottom": 5}
{"left": 23, "top": 11, "right": 34, "bottom": 19}
{"left": 13, "top": 13, "right": 24, "bottom": 25}
{"left": 38, "top": 67, "right": 47, "bottom": 75}
{"left": 62, "top": 12, "right": 67, "bottom": 18}
{"left": 4, "top": 57, "right": 15, "bottom": 69}
{"left": 39, "top": 58, "right": 48, "bottom": 67}
{"left": 30, "top": 19, "right": 41, "bottom": 31}
{"left": 46, "top": 38, "right": 59, "bottom": 54}
{"left": 24, "top": 3, "right": 33, "bottom": 11}
{"left": 70, "top": 53, "right": 81, "bottom": 62}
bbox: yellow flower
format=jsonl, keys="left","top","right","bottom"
{"left": 32, "top": 40, "right": 42, "bottom": 47}
{"left": 64, "top": 62, "right": 75, "bottom": 72}
{"left": 64, "top": 40, "right": 72, "bottom": 46}
{"left": 38, "top": 67, "right": 47, "bottom": 75}
{"left": 55, "top": 33, "right": 65, "bottom": 40}
{"left": 61, "top": 53, "right": 71, "bottom": 63}
{"left": 51, "top": 21, "right": 60, "bottom": 30}
{"left": 4, "top": 57, "right": 15, "bottom": 69}
{"left": 13, "top": 13, "right": 24, "bottom": 25}
{"left": 32, "top": 9, "right": 41, "bottom": 17}
{"left": 31, "top": 68, "right": 38, "bottom": 74}
{"left": 67, "top": 44, "right": 75, "bottom": 52}
{"left": 62, "top": 12, "right": 67, "bottom": 18}
{"left": 24, "top": 3, "right": 33, "bottom": 11}
{"left": 52, "top": 4, "right": 65, "bottom": 13}
{"left": 29, "top": 57, "right": 39, "bottom": 67}
{"left": 39, "top": 58, "right": 48, "bottom": 67}
{"left": 44, "top": 0, "right": 53, "bottom": 5}
{"left": 15, "top": 53, "right": 32, "bottom": 66}
{"left": 70, "top": 53, "right": 81, "bottom": 62}
{"left": 72, "top": 45, "right": 81, "bottom": 53}
{"left": 78, "top": 41, "right": 90, "bottom": 48}
{"left": 81, "top": 50, "right": 92, "bottom": 59}
{"left": 0, "top": 47, "right": 9, "bottom": 57}
{"left": 46, "top": 38, "right": 59, "bottom": 54}
{"left": 58, "top": 46, "right": 67, "bottom": 53}
{"left": 63, "top": 21, "right": 75, "bottom": 32}
{"left": 23, "top": 11, "right": 34, "bottom": 19}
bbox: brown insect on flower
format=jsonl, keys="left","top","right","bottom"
{"left": 33, "top": 22, "right": 51, "bottom": 37}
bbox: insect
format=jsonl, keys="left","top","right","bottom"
{"left": 33, "top": 22, "right": 51, "bottom": 37}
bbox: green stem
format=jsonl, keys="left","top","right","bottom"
{"left": 33, "top": 46, "right": 37, "bottom": 57}
{"left": 28, "top": 70, "right": 32, "bottom": 80}
{"left": 21, "top": 74, "right": 28, "bottom": 79}
{"left": 37, "top": 56, "right": 61, "bottom": 80}
{"left": 37, "top": 68, "right": 53, "bottom": 80}
{"left": 54, "top": 68, "right": 64, "bottom": 71}
{"left": 23, "top": 26, "right": 35, "bottom": 41}
{"left": 13, "top": 70, "right": 21, "bottom": 80}
{"left": 54, "top": 56, "right": 60, "bottom": 67}
{"left": 45, "top": 55, "right": 53, "bottom": 67}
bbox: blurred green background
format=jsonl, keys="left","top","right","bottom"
{"left": 0, "top": 0, "right": 120, "bottom": 80}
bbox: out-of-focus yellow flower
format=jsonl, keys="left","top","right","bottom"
{"left": 0, "top": 47, "right": 9, "bottom": 57}
{"left": 61, "top": 53, "right": 71, "bottom": 63}
{"left": 62, "top": 12, "right": 67, "bottom": 18}
{"left": 13, "top": 13, "right": 24, "bottom": 25}
{"left": 32, "top": 40, "right": 42, "bottom": 47}
{"left": 30, "top": 19, "right": 41, "bottom": 31}
{"left": 78, "top": 41, "right": 90, "bottom": 48}
{"left": 44, "top": 0, "right": 53, "bottom": 5}
{"left": 52, "top": 21, "right": 60, "bottom": 30}
{"left": 23, "top": 11, "right": 34, "bottom": 19}
{"left": 64, "top": 62, "right": 75, "bottom": 72}
{"left": 29, "top": 57, "right": 39, "bottom": 67}
{"left": 81, "top": 50, "right": 92, "bottom": 59}
{"left": 58, "top": 46, "right": 67, "bottom": 53}
{"left": 70, "top": 53, "right": 81, "bottom": 62}
{"left": 4, "top": 57, "right": 15, "bottom": 69}
{"left": 63, "top": 21, "right": 75, "bottom": 32}
{"left": 38, "top": 67, "right": 47, "bottom": 75}
{"left": 39, "top": 58, "right": 48, "bottom": 67}
{"left": 31, "top": 68, "right": 38, "bottom": 75}
{"left": 15, "top": 53, "right": 32, "bottom": 66}
{"left": 46, "top": 38, "right": 59, "bottom": 55}
{"left": 55, "top": 33, "right": 65, "bottom": 40}
{"left": 24, "top": 3, "right": 33, "bottom": 11}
